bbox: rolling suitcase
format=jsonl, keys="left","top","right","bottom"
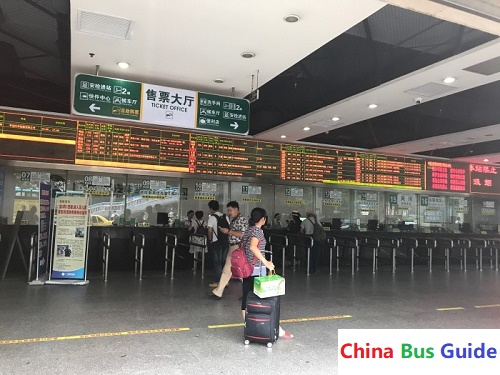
{"left": 244, "top": 291, "right": 280, "bottom": 348}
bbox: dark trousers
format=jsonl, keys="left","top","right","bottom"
{"left": 309, "top": 242, "right": 321, "bottom": 273}
{"left": 241, "top": 276, "right": 255, "bottom": 310}
{"left": 209, "top": 241, "right": 227, "bottom": 281}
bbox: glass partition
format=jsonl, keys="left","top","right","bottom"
{"left": 230, "top": 182, "right": 274, "bottom": 221}
{"left": 386, "top": 192, "right": 418, "bottom": 231}
{"left": 179, "top": 179, "right": 228, "bottom": 226}
{"left": 472, "top": 197, "right": 499, "bottom": 234}
{"left": 315, "top": 187, "right": 351, "bottom": 229}
{"left": 353, "top": 190, "right": 385, "bottom": 231}
{"left": 418, "top": 195, "right": 447, "bottom": 232}
{"left": 274, "top": 184, "right": 313, "bottom": 225}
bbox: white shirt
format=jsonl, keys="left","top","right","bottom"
{"left": 207, "top": 212, "right": 222, "bottom": 242}
{"left": 301, "top": 216, "right": 316, "bottom": 235}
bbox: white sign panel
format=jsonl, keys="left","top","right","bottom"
{"left": 428, "top": 196, "right": 446, "bottom": 208}
{"left": 248, "top": 186, "right": 262, "bottom": 195}
{"left": 397, "top": 194, "right": 415, "bottom": 207}
{"left": 291, "top": 188, "right": 303, "bottom": 197}
{"left": 141, "top": 83, "right": 196, "bottom": 127}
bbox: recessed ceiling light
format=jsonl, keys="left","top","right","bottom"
{"left": 283, "top": 14, "right": 300, "bottom": 23}
{"left": 483, "top": 159, "right": 489, "bottom": 162}
{"left": 303, "top": 127, "right": 310, "bottom": 131}
{"left": 117, "top": 62, "right": 129, "bottom": 69}
{"left": 368, "top": 104, "right": 377, "bottom": 109}
{"left": 280, "top": 135, "right": 287, "bottom": 138}
{"left": 241, "top": 52, "right": 255, "bottom": 59}
{"left": 484, "top": 134, "right": 494, "bottom": 137}
{"left": 466, "top": 137, "right": 476, "bottom": 140}
{"left": 443, "top": 77, "right": 456, "bottom": 84}
{"left": 214, "top": 78, "right": 224, "bottom": 84}
{"left": 332, "top": 117, "right": 340, "bottom": 121}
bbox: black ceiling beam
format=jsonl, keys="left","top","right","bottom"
{"left": 23, "top": 0, "right": 58, "bottom": 20}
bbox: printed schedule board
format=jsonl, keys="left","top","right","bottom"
{"left": 1, "top": 109, "right": 500, "bottom": 195}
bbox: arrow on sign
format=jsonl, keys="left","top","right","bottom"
{"left": 230, "top": 122, "right": 239, "bottom": 130}
{"left": 89, "top": 103, "right": 101, "bottom": 113}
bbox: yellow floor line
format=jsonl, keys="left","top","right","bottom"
{"left": 436, "top": 307, "right": 465, "bottom": 311}
{"left": 208, "top": 314, "right": 352, "bottom": 329}
{"left": 474, "top": 304, "right": 500, "bottom": 309}
{"left": 0, "top": 327, "right": 189, "bottom": 345}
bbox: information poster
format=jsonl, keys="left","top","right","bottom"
{"left": 38, "top": 183, "right": 51, "bottom": 275}
{"left": 51, "top": 195, "right": 89, "bottom": 280}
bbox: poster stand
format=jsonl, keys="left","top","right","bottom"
{"left": 45, "top": 192, "right": 91, "bottom": 286}
{"left": 0, "top": 211, "right": 27, "bottom": 280}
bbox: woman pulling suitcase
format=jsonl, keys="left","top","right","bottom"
{"left": 241, "top": 207, "right": 293, "bottom": 344}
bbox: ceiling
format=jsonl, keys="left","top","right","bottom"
{"left": 0, "top": 0, "right": 500, "bottom": 164}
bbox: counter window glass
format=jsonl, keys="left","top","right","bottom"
{"left": 354, "top": 190, "right": 385, "bottom": 231}
{"left": 472, "top": 197, "right": 499, "bottom": 234}
{"left": 385, "top": 192, "right": 417, "bottom": 232}
{"left": 274, "top": 185, "right": 313, "bottom": 228}
{"left": 315, "top": 188, "right": 351, "bottom": 230}
{"left": 419, "top": 195, "right": 448, "bottom": 232}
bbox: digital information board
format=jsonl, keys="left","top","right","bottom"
{"left": 1, "top": 110, "right": 499, "bottom": 195}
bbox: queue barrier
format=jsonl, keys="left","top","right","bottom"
{"left": 189, "top": 234, "right": 207, "bottom": 278}
{"left": 133, "top": 233, "right": 145, "bottom": 280}
{"left": 325, "top": 236, "right": 336, "bottom": 274}
{"left": 165, "top": 233, "right": 177, "bottom": 279}
{"left": 102, "top": 232, "right": 111, "bottom": 281}
{"left": 286, "top": 234, "right": 313, "bottom": 276}
{"left": 268, "top": 234, "right": 287, "bottom": 276}
{"left": 27, "top": 232, "right": 38, "bottom": 283}
{"left": 332, "top": 235, "right": 358, "bottom": 274}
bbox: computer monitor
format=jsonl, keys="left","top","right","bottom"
{"left": 157, "top": 212, "right": 169, "bottom": 227}
{"left": 331, "top": 218, "right": 342, "bottom": 230}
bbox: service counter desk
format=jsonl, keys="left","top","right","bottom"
{"left": 0, "top": 224, "right": 38, "bottom": 274}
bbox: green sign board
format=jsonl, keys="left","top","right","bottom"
{"left": 197, "top": 93, "right": 249, "bottom": 135}
{"left": 242, "top": 185, "right": 249, "bottom": 194}
{"left": 421, "top": 196, "right": 429, "bottom": 206}
{"left": 73, "top": 74, "right": 142, "bottom": 120}
{"left": 73, "top": 74, "right": 250, "bottom": 135}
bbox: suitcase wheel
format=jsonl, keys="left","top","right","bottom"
{"left": 267, "top": 342, "right": 273, "bottom": 348}
{"left": 244, "top": 340, "right": 250, "bottom": 345}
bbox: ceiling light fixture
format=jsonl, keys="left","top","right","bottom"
{"left": 117, "top": 62, "right": 129, "bottom": 69}
{"left": 303, "top": 127, "right": 310, "bottom": 131}
{"left": 283, "top": 14, "right": 300, "bottom": 23}
{"left": 280, "top": 135, "right": 287, "bottom": 138}
{"left": 332, "top": 117, "right": 340, "bottom": 121}
{"left": 241, "top": 52, "right": 255, "bottom": 59}
{"left": 368, "top": 104, "right": 377, "bottom": 109}
{"left": 214, "top": 78, "right": 224, "bottom": 83}
{"left": 443, "top": 77, "right": 456, "bottom": 84}
{"left": 483, "top": 159, "right": 489, "bottom": 162}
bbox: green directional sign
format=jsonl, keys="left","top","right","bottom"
{"left": 197, "top": 93, "right": 250, "bottom": 135}
{"left": 73, "top": 74, "right": 142, "bottom": 120}
{"left": 73, "top": 74, "right": 250, "bottom": 135}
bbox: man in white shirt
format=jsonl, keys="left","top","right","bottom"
{"left": 300, "top": 212, "right": 321, "bottom": 274}
{"left": 207, "top": 200, "right": 229, "bottom": 289}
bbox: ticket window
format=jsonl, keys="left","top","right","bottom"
{"left": 386, "top": 192, "right": 418, "bottom": 232}
{"left": 418, "top": 195, "right": 448, "bottom": 233}
{"left": 179, "top": 179, "right": 228, "bottom": 226}
{"left": 126, "top": 176, "right": 180, "bottom": 227}
{"left": 315, "top": 188, "right": 351, "bottom": 230}
{"left": 448, "top": 197, "right": 472, "bottom": 233}
{"left": 353, "top": 190, "right": 385, "bottom": 231}
{"left": 230, "top": 183, "right": 274, "bottom": 223}
{"left": 274, "top": 185, "right": 313, "bottom": 229}
{"left": 471, "top": 197, "right": 499, "bottom": 234}
{"left": 2, "top": 168, "right": 66, "bottom": 224}
{"left": 67, "top": 172, "right": 125, "bottom": 227}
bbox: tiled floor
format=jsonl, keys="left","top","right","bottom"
{"left": 1, "top": 263, "right": 499, "bottom": 375}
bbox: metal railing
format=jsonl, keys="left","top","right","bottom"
{"left": 27, "top": 232, "right": 38, "bottom": 283}
{"left": 268, "top": 234, "right": 288, "bottom": 276}
{"left": 286, "top": 234, "right": 314, "bottom": 275}
{"left": 325, "top": 236, "right": 337, "bottom": 274}
{"left": 190, "top": 234, "right": 207, "bottom": 278}
{"left": 333, "top": 235, "right": 358, "bottom": 274}
{"left": 133, "top": 233, "right": 145, "bottom": 280}
{"left": 102, "top": 232, "right": 111, "bottom": 281}
{"left": 165, "top": 233, "right": 178, "bottom": 279}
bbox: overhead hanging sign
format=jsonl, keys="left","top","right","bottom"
{"left": 73, "top": 74, "right": 249, "bottom": 135}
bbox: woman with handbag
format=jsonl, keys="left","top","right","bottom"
{"left": 241, "top": 207, "right": 293, "bottom": 339}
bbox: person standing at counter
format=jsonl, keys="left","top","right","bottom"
{"left": 272, "top": 213, "right": 282, "bottom": 229}
{"left": 184, "top": 210, "right": 195, "bottom": 231}
{"left": 301, "top": 212, "right": 321, "bottom": 274}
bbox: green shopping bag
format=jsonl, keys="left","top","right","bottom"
{"left": 253, "top": 271, "right": 285, "bottom": 298}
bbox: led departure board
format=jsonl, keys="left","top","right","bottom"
{"left": 470, "top": 164, "right": 500, "bottom": 195}
{"left": 425, "top": 161, "right": 468, "bottom": 192}
{"left": 75, "top": 121, "right": 190, "bottom": 172}
{"left": 0, "top": 111, "right": 76, "bottom": 163}
{"left": 1, "top": 109, "right": 500, "bottom": 196}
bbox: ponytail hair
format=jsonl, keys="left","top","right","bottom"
{"left": 248, "top": 207, "right": 267, "bottom": 226}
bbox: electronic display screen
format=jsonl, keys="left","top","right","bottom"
{"left": 2, "top": 110, "right": 500, "bottom": 196}
{"left": 470, "top": 164, "right": 500, "bottom": 195}
{"left": 0, "top": 111, "right": 75, "bottom": 163}
{"left": 425, "top": 161, "right": 469, "bottom": 192}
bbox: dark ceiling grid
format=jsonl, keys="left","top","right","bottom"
{"left": 250, "top": 5, "right": 495, "bottom": 137}
{"left": 0, "top": 0, "right": 70, "bottom": 113}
